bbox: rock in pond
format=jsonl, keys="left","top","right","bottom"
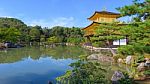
{"left": 0, "top": 43, "right": 6, "bottom": 50}
{"left": 87, "top": 54, "right": 99, "bottom": 60}
{"left": 145, "top": 58, "right": 150, "bottom": 67}
{"left": 111, "top": 70, "right": 125, "bottom": 83}
{"left": 117, "top": 58, "right": 124, "bottom": 63}
{"left": 137, "top": 62, "right": 145, "bottom": 71}
{"left": 87, "top": 54, "right": 113, "bottom": 62}
{"left": 125, "top": 56, "right": 132, "bottom": 65}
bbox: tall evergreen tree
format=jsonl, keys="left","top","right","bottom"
{"left": 117, "top": 0, "right": 150, "bottom": 55}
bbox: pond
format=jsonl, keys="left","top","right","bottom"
{"left": 0, "top": 46, "right": 149, "bottom": 84}
{"left": 0, "top": 46, "right": 90, "bottom": 84}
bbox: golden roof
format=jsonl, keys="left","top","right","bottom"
{"left": 88, "top": 11, "right": 121, "bottom": 21}
{"left": 82, "top": 22, "right": 100, "bottom": 36}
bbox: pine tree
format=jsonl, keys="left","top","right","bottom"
{"left": 117, "top": 0, "right": 150, "bottom": 55}
{"left": 91, "top": 22, "right": 125, "bottom": 56}
{"left": 117, "top": 0, "right": 150, "bottom": 21}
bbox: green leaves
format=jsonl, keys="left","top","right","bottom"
{"left": 47, "top": 36, "right": 59, "bottom": 44}
{"left": 118, "top": 45, "right": 135, "bottom": 55}
{"left": 67, "top": 37, "right": 84, "bottom": 44}
{"left": 49, "top": 26, "right": 84, "bottom": 44}
{"left": 0, "top": 28, "right": 21, "bottom": 43}
{"left": 57, "top": 60, "right": 109, "bottom": 84}
{"left": 118, "top": 72, "right": 134, "bottom": 84}
{"left": 144, "top": 70, "right": 150, "bottom": 75}
{"left": 91, "top": 22, "right": 126, "bottom": 48}
{"left": 117, "top": 0, "right": 150, "bottom": 21}
{"left": 56, "top": 70, "right": 72, "bottom": 82}
{"left": 0, "top": 18, "right": 84, "bottom": 44}
{"left": 0, "top": 18, "right": 29, "bottom": 43}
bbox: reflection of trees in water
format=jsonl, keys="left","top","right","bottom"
{"left": 0, "top": 46, "right": 90, "bottom": 63}
{"left": 43, "top": 46, "right": 90, "bottom": 60}
{"left": 99, "top": 62, "right": 134, "bottom": 80}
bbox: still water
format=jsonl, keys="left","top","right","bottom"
{"left": 0, "top": 46, "right": 90, "bottom": 84}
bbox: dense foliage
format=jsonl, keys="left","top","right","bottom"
{"left": 119, "top": 72, "right": 134, "bottom": 84}
{"left": 0, "top": 18, "right": 28, "bottom": 31}
{"left": 56, "top": 58, "right": 109, "bottom": 84}
{"left": 0, "top": 28, "right": 21, "bottom": 42}
{"left": 144, "top": 70, "right": 150, "bottom": 76}
{"left": 0, "top": 18, "right": 84, "bottom": 44}
{"left": 91, "top": 22, "right": 124, "bottom": 48}
{"left": 0, "top": 18, "right": 28, "bottom": 42}
{"left": 117, "top": 0, "right": 150, "bottom": 55}
{"left": 49, "top": 26, "right": 84, "bottom": 44}
{"left": 117, "top": 0, "right": 150, "bottom": 21}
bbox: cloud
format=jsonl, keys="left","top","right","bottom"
{"left": 27, "top": 17, "right": 75, "bottom": 28}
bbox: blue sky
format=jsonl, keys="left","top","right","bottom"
{"left": 0, "top": 0, "right": 135, "bottom": 28}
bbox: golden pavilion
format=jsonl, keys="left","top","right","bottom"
{"left": 82, "top": 11, "right": 127, "bottom": 46}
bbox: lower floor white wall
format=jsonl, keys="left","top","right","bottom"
{"left": 113, "top": 39, "right": 127, "bottom": 45}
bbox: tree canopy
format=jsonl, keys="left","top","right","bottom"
{"left": 0, "top": 18, "right": 84, "bottom": 44}
{"left": 117, "top": 0, "right": 150, "bottom": 55}
{"left": 117, "top": 0, "right": 150, "bottom": 21}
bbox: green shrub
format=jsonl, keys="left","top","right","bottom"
{"left": 137, "top": 55, "right": 145, "bottom": 63}
{"left": 92, "top": 42, "right": 100, "bottom": 47}
{"left": 113, "top": 54, "right": 125, "bottom": 63}
{"left": 118, "top": 45, "right": 134, "bottom": 55}
{"left": 143, "top": 46, "right": 150, "bottom": 54}
{"left": 56, "top": 60, "right": 110, "bottom": 84}
{"left": 92, "top": 41, "right": 105, "bottom": 47}
{"left": 67, "top": 37, "right": 84, "bottom": 44}
{"left": 144, "top": 70, "right": 150, "bottom": 76}
{"left": 119, "top": 72, "right": 134, "bottom": 84}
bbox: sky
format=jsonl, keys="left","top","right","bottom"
{"left": 0, "top": 0, "right": 135, "bottom": 28}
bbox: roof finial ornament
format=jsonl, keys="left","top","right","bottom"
{"left": 102, "top": 7, "right": 107, "bottom": 11}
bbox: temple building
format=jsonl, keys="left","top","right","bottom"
{"left": 82, "top": 11, "right": 127, "bottom": 46}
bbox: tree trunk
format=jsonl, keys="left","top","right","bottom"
{"left": 106, "top": 40, "right": 116, "bottom": 56}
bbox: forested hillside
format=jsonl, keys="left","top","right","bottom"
{"left": 0, "top": 17, "right": 84, "bottom": 44}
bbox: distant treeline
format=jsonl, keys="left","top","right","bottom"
{"left": 0, "top": 18, "right": 84, "bottom": 44}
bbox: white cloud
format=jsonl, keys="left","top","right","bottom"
{"left": 27, "top": 17, "right": 75, "bottom": 28}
